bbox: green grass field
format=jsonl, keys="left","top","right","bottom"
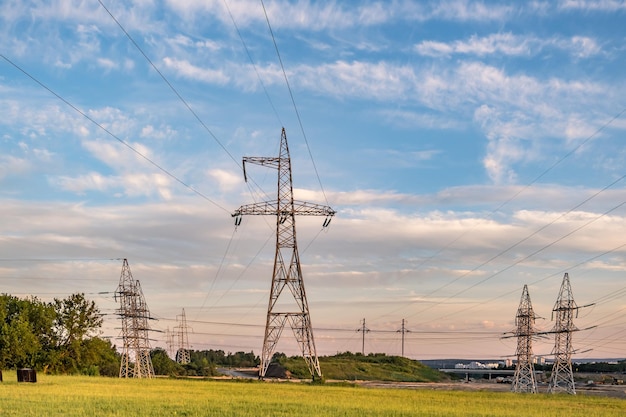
{"left": 1, "top": 372, "right": 625, "bottom": 416}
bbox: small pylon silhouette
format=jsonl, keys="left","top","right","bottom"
{"left": 547, "top": 273, "right": 578, "bottom": 394}
{"left": 511, "top": 285, "right": 538, "bottom": 393}
{"left": 233, "top": 128, "right": 335, "bottom": 380}
{"left": 115, "top": 259, "right": 155, "bottom": 378}
{"left": 165, "top": 327, "right": 175, "bottom": 359}
{"left": 175, "top": 308, "right": 191, "bottom": 365}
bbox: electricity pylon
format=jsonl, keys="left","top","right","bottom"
{"left": 547, "top": 273, "right": 578, "bottom": 394}
{"left": 175, "top": 308, "right": 191, "bottom": 364}
{"left": 232, "top": 128, "right": 335, "bottom": 380}
{"left": 511, "top": 285, "right": 538, "bottom": 393}
{"left": 115, "top": 258, "right": 155, "bottom": 378}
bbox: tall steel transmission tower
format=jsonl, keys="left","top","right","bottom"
{"left": 233, "top": 128, "right": 335, "bottom": 380}
{"left": 547, "top": 273, "right": 578, "bottom": 394}
{"left": 175, "top": 308, "right": 191, "bottom": 365}
{"left": 115, "top": 258, "right": 155, "bottom": 378}
{"left": 511, "top": 285, "right": 538, "bottom": 393}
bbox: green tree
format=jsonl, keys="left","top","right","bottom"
{"left": 52, "top": 293, "right": 104, "bottom": 373}
{"left": 151, "top": 348, "right": 183, "bottom": 376}
{"left": 0, "top": 293, "right": 119, "bottom": 374}
{"left": 79, "top": 337, "right": 120, "bottom": 376}
{"left": 1, "top": 315, "right": 40, "bottom": 368}
{"left": 0, "top": 294, "right": 55, "bottom": 369}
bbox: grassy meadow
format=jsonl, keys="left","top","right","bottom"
{"left": 1, "top": 371, "right": 625, "bottom": 416}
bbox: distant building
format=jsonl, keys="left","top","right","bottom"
{"left": 455, "top": 361, "right": 499, "bottom": 370}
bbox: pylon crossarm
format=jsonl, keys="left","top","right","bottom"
{"left": 292, "top": 200, "right": 336, "bottom": 216}
{"left": 233, "top": 200, "right": 335, "bottom": 217}
{"left": 243, "top": 156, "right": 281, "bottom": 181}
{"left": 233, "top": 201, "right": 279, "bottom": 217}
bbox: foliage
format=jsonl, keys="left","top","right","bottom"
{"left": 190, "top": 349, "right": 259, "bottom": 367}
{"left": 150, "top": 349, "right": 259, "bottom": 377}
{"left": 277, "top": 351, "right": 447, "bottom": 382}
{"left": 0, "top": 294, "right": 55, "bottom": 369}
{"left": 1, "top": 373, "right": 625, "bottom": 417}
{"left": 0, "top": 293, "right": 118, "bottom": 375}
{"left": 151, "top": 348, "right": 183, "bottom": 376}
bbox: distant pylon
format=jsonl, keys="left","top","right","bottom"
{"left": 115, "top": 259, "right": 155, "bottom": 378}
{"left": 547, "top": 273, "right": 578, "bottom": 394}
{"left": 232, "top": 128, "right": 335, "bottom": 380}
{"left": 165, "top": 327, "right": 175, "bottom": 359}
{"left": 511, "top": 285, "right": 538, "bottom": 393}
{"left": 175, "top": 308, "right": 191, "bottom": 365}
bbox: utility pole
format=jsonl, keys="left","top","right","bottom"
{"left": 175, "top": 308, "right": 191, "bottom": 365}
{"left": 547, "top": 273, "right": 579, "bottom": 394}
{"left": 397, "top": 319, "right": 410, "bottom": 358}
{"left": 511, "top": 285, "right": 538, "bottom": 393}
{"left": 232, "top": 128, "right": 335, "bottom": 380}
{"left": 115, "top": 259, "right": 155, "bottom": 378}
{"left": 356, "top": 318, "right": 369, "bottom": 355}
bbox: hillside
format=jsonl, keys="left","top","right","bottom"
{"left": 277, "top": 352, "right": 448, "bottom": 382}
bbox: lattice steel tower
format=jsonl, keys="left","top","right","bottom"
{"left": 547, "top": 273, "right": 578, "bottom": 394}
{"left": 116, "top": 258, "right": 155, "bottom": 378}
{"left": 233, "top": 128, "right": 335, "bottom": 380}
{"left": 511, "top": 285, "right": 538, "bottom": 393}
{"left": 175, "top": 308, "right": 191, "bottom": 365}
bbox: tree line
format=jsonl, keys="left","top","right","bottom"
{"left": 0, "top": 293, "right": 118, "bottom": 375}
{"left": 1, "top": 293, "right": 260, "bottom": 377}
{"left": 152, "top": 348, "right": 259, "bottom": 376}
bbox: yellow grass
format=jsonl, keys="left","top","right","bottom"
{"left": 0, "top": 372, "right": 624, "bottom": 416}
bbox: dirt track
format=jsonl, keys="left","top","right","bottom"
{"left": 355, "top": 380, "right": 626, "bottom": 399}
{"left": 217, "top": 368, "right": 626, "bottom": 399}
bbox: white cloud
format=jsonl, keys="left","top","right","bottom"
{"left": 97, "top": 57, "right": 118, "bottom": 71}
{"left": 207, "top": 168, "right": 241, "bottom": 192}
{"left": 414, "top": 33, "right": 602, "bottom": 59}
{"left": 568, "top": 36, "right": 602, "bottom": 58}
{"left": 162, "top": 57, "right": 230, "bottom": 84}
{"left": 54, "top": 171, "right": 173, "bottom": 199}
{"left": 295, "top": 60, "right": 417, "bottom": 101}
{"left": 140, "top": 124, "right": 178, "bottom": 140}
{"left": 415, "top": 33, "right": 532, "bottom": 57}
{"left": 429, "top": 0, "right": 515, "bottom": 22}
{"left": 0, "top": 155, "right": 32, "bottom": 179}
{"left": 559, "top": 0, "right": 626, "bottom": 11}
{"left": 379, "top": 109, "right": 465, "bottom": 130}
{"left": 162, "top": 0, "right": 514, "bottom": 32}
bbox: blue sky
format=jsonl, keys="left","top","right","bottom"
{"left": 1, "top": 0, "right": 626, "bottom": 361}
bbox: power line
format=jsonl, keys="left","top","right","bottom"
{"left": 407, "top": 200, "right": 626, "bottom": 325}
{"left": 405, "top": 239, "right": 626, "bottom": 331}
{"left": 259, "top": 0, "right": 330, "bottom": 207}
{"left": 0, "top": 258, "right": 123, "bottom": 262}
{"left": 221, "top": 0, "right": 283, "bottom": 126}
{"left": 0, "top": 54, "right": 230, "bottom": 214}
{"left": 404, "top": 107, "right": 626, "bottom": 280}
{"left": 377, "top": 108, "right": 626, "bottom": 319}
{"left": 97, "top": 0, "right": 241, "bottom": 170}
